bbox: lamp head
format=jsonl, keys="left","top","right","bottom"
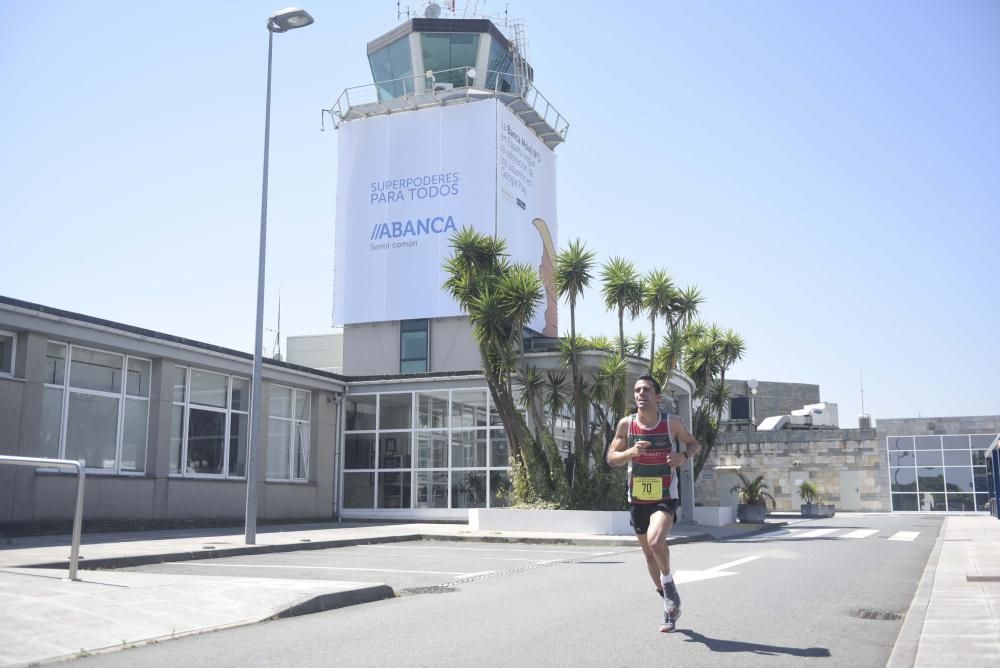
{"left": 268, "top": 7, "right": 314, "bottom": 32}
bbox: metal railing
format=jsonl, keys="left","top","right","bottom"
{"left": 321, "top": 66, "right": 569, "bottom": 143}
{"left": 0, "top": 455, "right": 86, "bottom": 580}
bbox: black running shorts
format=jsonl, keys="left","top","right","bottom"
{"left": 629, "top": 500, "right": 679, "bottom": 535}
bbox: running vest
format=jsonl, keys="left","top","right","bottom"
{"left": 626, "top": 412, "right": 679, "bottom": 505}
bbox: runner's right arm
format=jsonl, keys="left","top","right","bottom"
{"left": 607, "top": 417, "right": 645, "bottom": 467}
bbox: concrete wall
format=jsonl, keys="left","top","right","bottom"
{"left": 286, "top": 333, "right": 343, "bottom": 373}
{"left": 725, "top": 379, "right": 821, "bottom": 424}
{"left": 695, "top": 428, "right": 886, "bottom": 511}
{"left": 342, "top": 317, "right": 481, "bottom": 376}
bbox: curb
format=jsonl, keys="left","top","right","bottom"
{"left": 885, "top": 518, "right": 945, "bottom": 667}
{"left": 19, "top": 524, "right": 784, "bottom": 571}
{"left": 274, "top": 584, "right": 396, "bottom": 618}
{"left": 21, "top": 534, "right": 424, "bottom": 570}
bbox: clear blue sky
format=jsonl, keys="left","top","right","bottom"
{"left": 2, "top": 1, "right": 997, "bottom": 426}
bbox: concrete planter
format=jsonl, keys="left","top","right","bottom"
{"left": 468, "top": 508, "right": 633, "bottom": 535}
{"left": 801, "top": 503, "right": 836, "bottom": 518}
{"left": 736, "top": 503, "right": 767, "bottom": 523}
{"left": 692, "top": 505, "right": 736, "bottom": 527}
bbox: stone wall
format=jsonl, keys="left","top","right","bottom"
{"left": 694, "top": 427, "right": 888, "bottom": 511}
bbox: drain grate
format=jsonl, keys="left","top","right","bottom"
{"left": 852, "top": 609, "right": 903, "bottom": 621}
{"left": 967, "top": 575, "right": 1000, "bottom": 583}
{"left": 400, "top": 586, "right": 457, "bottom": 595}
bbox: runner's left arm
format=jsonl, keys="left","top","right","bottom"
{"left": 669, "top": 416, "right": 701, "bottom": 467}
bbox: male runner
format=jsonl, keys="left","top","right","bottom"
{"left": 607, "top": 374, "right": 701, "bottom": 632}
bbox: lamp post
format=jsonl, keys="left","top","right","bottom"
{"left": 246, "top": 7, "right": 314, "bottom": 545}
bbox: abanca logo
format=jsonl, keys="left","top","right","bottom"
{"left": 370, "top": 216, "right": 457, "bottom": 241}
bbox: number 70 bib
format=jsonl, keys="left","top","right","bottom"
{"left": 632, "top": 476, "right": 663, "bottom": 501}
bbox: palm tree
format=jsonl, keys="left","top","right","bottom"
{"left": 600, "top": 257, "right": 642, "bottom": 360}
{"left": 499, "top": 261, "right": 544, "bottom": 368}
{"left": 555, "top": 239, "right": 596, "bottom": 483}
{"left": 708, "top": 329, "right": 746, "bottom": 460}
{"left": 642, "top": 269, "right": 675, "bottom": 374}
{"left": 443, "top": 228, "right": 549, "bottom": 498}
{"left": 682, "top": 323, "right": 747, "bottom": 480}
{"left": 628, "top": 332, "right": 648, "bottom": 359}
{"left": 542, "top": 370, "right": 569, "bottom": 443}
{"left": 669, "top": 285, "right": 704, "bottom": 337}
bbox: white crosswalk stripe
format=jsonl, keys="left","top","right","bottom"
{"left": 756, "top": 528, "right": 920, "bottom": 542}
{"left": 841, "top": 529, "right": 880, "bottom": 539}
{"left": 795, "top": 528, "right": 839, "bottom": 538}
{"left": 888, "top": 531, "right": 920, "bottom": 541}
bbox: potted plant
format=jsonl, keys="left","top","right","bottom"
{"left": 730, "top": 472, "right": 775, "bottom": 523}
{"left": 798, "top": 480, "right": 836, "bottom": 518}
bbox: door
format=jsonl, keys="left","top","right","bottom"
{"left": 719, "top": 471, "right": 741, "bottom": 508}
{"left": 839, "top": 470, "right": 863, "bottom": 510}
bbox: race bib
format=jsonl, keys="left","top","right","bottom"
{"left": 633, "top": 476, "right": 662, "bottom": 501}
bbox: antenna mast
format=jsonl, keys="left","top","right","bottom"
{"left": 860, "top": 368, "right": 865, "bottom": 415}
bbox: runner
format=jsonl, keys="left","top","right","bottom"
{"left": 607, "top": 374, "right": 701, "bottom": 632}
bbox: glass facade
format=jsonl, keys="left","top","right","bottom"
{"left": 342, "top": 388, "right": 510, "bottom": 510}
{"left": 887, "top": 434, "right": 995, "bottom": 512}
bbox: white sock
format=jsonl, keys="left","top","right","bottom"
{"left": 661, "top": 574, "right": 673, "bottom": 586}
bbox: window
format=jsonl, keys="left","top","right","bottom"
{"left": 267, "top": 385, "right": 311, "bottom": 481}
{"left": 40, "top": 342, "right": 150, "bottom": 473}
{"left": 400, "top": 319, "right": 428, "bottom": 374}
{"left": 170, "top": 366, "right": 249, "bottom": 477}
{"left": 421, "top": 32, "right": 480, "bottom": 88}
{"left": 369, "top": 36, "right": 414, "bottom": 100}
{"left": 0, "top": 331, "right": 14, "bottom": 376}
{"left": 728, "top": 396, "right": 751, "bottom": 421}
{"left": 486, "top": 38, "right": 515, "bottom": 92}
{"left": 342, "top": 388, "right": 510, "bottom": 510}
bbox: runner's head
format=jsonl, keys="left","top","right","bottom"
{"left": 634, "top": 374, "right": 661, "bottom": 407}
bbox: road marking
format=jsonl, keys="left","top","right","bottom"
{"left": 708, "top": 556, "right": 762, "bottom": 571}
{"left": 365, "top": 544, "right": 604, "bottom": 555}
{"left": 793, "top": 528, "right": 838, "bottom": 538}
{"left": 675, "top": 555, "right": 761, "bottom": 583}
{"left": 160, "top": 563, "right": 486, "bottom": 576}
{"left": 841, "top": 529, "right": 880, "bottom": 539}
{"left": 888, "top": 531, "right": 919, "bottom": 541}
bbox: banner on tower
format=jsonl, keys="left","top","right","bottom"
{"left": 332, "top": 99, "right": 557, "bottom": 335}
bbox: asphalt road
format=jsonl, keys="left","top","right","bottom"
{"left": 71, "top": 513, "right": 941, "bottom": 668}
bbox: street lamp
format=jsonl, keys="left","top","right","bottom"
{"left": 246, "top": 6, "right": 314, "bottom": 545}
{"left": 747, "top": 378, "right": 758, "bottom": 427}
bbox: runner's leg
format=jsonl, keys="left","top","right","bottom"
{"left": 636, "top": 533, "right": 664, "bottom": 595}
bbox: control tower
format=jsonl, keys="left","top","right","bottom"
{"left": 324, "top": 4, "right": 568, "bottom": 376}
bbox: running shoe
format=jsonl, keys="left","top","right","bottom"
{"left": 659, "top": 607, "right": 681, "bottom": 633}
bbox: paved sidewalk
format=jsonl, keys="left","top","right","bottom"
{"left": 887, "top": 514, "right": 1000, "bottom": 667}
{"left": 0, "top": 514, "right": 997, "bottom": 667}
